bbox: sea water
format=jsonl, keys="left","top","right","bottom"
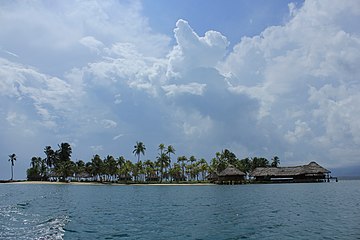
{"left": 1, "top": 181, "right": 360, "bottom": 240}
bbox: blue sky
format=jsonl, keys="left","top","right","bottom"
{"left": 142, "top": 0, "right": 301, "bottom": 46}
{"left": 1, "top": 0, "right": 360, "bottom": 179}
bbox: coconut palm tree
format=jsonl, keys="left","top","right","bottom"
{"left": 8, "top": 153, "right": 16, "bottom": 180}
{"left": 74, "top": 160, "right": 86, "bottom": 181}
{"left": 27, "top": 156, "right": 41, "bottom": 181}
{"left": 239, "top": 157, "right": 252, "bottom": 174}
{"left": 117, "top": 156, "right": 126, "bottom": 169}
{"left": 56, "top": 160, "right": 75, "bottom": 182}
{"left": 40, "top": 158, "right": 47, "bottom": 180}
{"left": 91, "top": 154, "right": 104, "bottom": 181}
{"left": 44, "top": 146, "right": 55, "bottom": 168}
{"left": 57, "top": 143, "right": 72, "bottom": 162}
{"left": 158, "top": 143, "right": 165, "bottom": 155}
{"left": 144, "top": 159, "right": 156, "bottom": 181}
{"left": 209, "top": 157, "right": 219, "bottom": 174}
{"left": 118, "top": 160, "right": 133, "bottom": 182}
{"left": 177, "top": 156, "right": 188, "bottom": 180}
{"left": 132, "top": 160, "right": 144, "bottom": 182}
{"left": 166, "top": 145, "right": 175, "bottom": 166}
{"left": 169, "top": 163, "right": 182, "bottom": 182}
{"left": 55, "top": 143, "right": 73, "bottom": 181}
{"left": 164, "top": 145, "right": 175, "bottom": 181}
{"left": 157, "top": 152, "right": 169, "bottom": 182}
{"left": 251, "top": 157, "right": 269, "bottom": 171}
{"left": 198, "top": 158, "right": 209, "bottom": 180}
{"left": 104, "top": 155, "right": 117, "bottom": 181}
{"left": 85, "top": 162, "right": 94, "bottom": 180}
{"left": 133, "top": 141, "right": 146, "bottom": 163}
{"left": 271, "top": 156, "right": 280, "bottom": 167}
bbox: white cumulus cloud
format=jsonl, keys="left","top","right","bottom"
{"left": 167, "top": 19, "right": 229, "bottom": 78}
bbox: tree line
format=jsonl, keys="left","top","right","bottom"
{"left": 25, "top": 142, "right": 279, "bottom": 182}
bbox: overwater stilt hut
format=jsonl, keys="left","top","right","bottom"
{"left": 250, "top": 161, "right": 331, "bottom": 183}
{"left": 218, "top": 165, "right": 245, "bottom": 185}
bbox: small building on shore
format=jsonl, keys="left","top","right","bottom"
{"left": 218, "top": 165, "right": 246, "bottom": 184}
{"left": 250, "top": 161, "right": 331, "bottom": 183}
{"left": 206, "top": 172, "right": 219, "bottom": 183}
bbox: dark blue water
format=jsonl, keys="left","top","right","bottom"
{"left": 1, "top": 181, "right": 360, "bottom": 239}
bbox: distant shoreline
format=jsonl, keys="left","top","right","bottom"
{"left": 0, "top": 180, "right": 215, "bottom": 186}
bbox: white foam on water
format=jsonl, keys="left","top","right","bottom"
{"left": 0, "top": 205, "right": 70, "bottom": 240}
{"left": 33, "top": 215, "right": 70, "bottom": 240}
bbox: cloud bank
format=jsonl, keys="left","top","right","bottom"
{"left": 1, "top": 0, "right": 359, "bottom": 178}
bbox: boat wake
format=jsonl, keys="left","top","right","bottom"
{"left": 0, "top": 204, "right": 70, "bottom": 240}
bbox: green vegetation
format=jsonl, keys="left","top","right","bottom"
{"left": 26, "top": 142, "right": 278, "bottom": 183}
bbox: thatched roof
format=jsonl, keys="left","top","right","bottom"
{"left": 76, "top": 172, "right": 92, "bottom": 178}
{"left": 251, "top": 161, "right": 330, "bottom": 177}
{"left": 206, "top": 172, "right": 218, "bottom": 180}
{"left": 219, "top": 166, "right": 245, "bottom": 177}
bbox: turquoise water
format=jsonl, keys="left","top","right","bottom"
{"left": 1, "top": 181, "right": 360, "bottom": 239}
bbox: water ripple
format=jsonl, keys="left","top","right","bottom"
{"left": 1, "top": 182, "right": 360, "bottom": 239}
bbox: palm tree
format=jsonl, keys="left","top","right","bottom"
{"left": 133, "top": 141, "right": 146, "bottom": 163}
{"left": 56, "top": 160, "right": 75, "bottom": 182}
{"left": 40, "top": 158, "right": 47, "bottom": 180}
{"left": 74, "top": 160, "right": 86, "bottom": 181}
{"left": 118, "top": 160, "right": 133, "bottom": 182}
{"left": 8, "top": 153, "right": 16, "bottom": 180}
{"left": 166, "top": 145, "right": 176, "bottom": 166}
{"left": 117, "top": 156, "right": 126, "bottom": 169}
{"left": 177, "top": 156, "right": 188, "bottom": 180}
{"left": 85, "top": 162, "right": 94, "bottom": 180}
{"left": 104, "top": 155, "right": 117, "bottom": 181}
{"left": 27, "top": 156, "right": 41, "bottom": 181}
{"left": 239, "top": 157, "right": 252, "bottom": 174}
{"left": 198, "top": 158, "right": 208, "bottom": 181}
{"left": 271, "top": 156, "right": 280, "bottom": 167}
{"left": 57, "top": 143, "right": 72, "bottom": 162}
{"left": 91, "top": 154, "right": 104, "bottom": 181}
{"left": 132, "top": 161, "right": 144, "bottom": 182}
{"left": 209, "top": 157, "right": 219, "bottom": 174}
{"left": 144, "top": 159, "right": 157, "bottom": 181}
{"left": 157, "top": 152, "right": 170, "bottom": 182}
{"left": 166, "top": 145, "right": 175, "bottom": 179}
{"left": 251, "top": 157, "right": 269, "bottom": 171}
{"left": 158, "top": 143, "right": 165, "bottom": 155}
{"left": 44, "top": 146, "right": 55, "bottom": 168}
{"left": 169, "top": 163, "right": 182, "bottom": 182}
{"left": 55, "top": 143, "right": 73, "bottom": 181}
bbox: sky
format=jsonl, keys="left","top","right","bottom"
{"left": 1, "top": 0, "right": 360, "bottom": 179}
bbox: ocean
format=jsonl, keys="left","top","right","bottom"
{"left": 1, "top": 181, "right": 359, "bottom": 240}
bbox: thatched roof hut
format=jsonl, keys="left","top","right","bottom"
{"left": 218, "top": 165, "right": 245, "bottom": 184}
{"left": 76, "top": 172, "right": 92, "bottom": 179}
{"left": 206, "top": 172, "right": 219, "bottom": 183}
{"left": 251, "top": 161, "right": 330, "bottom": 182}
{"left": 219, "top": 166, "right": 245, "bottom": 177}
